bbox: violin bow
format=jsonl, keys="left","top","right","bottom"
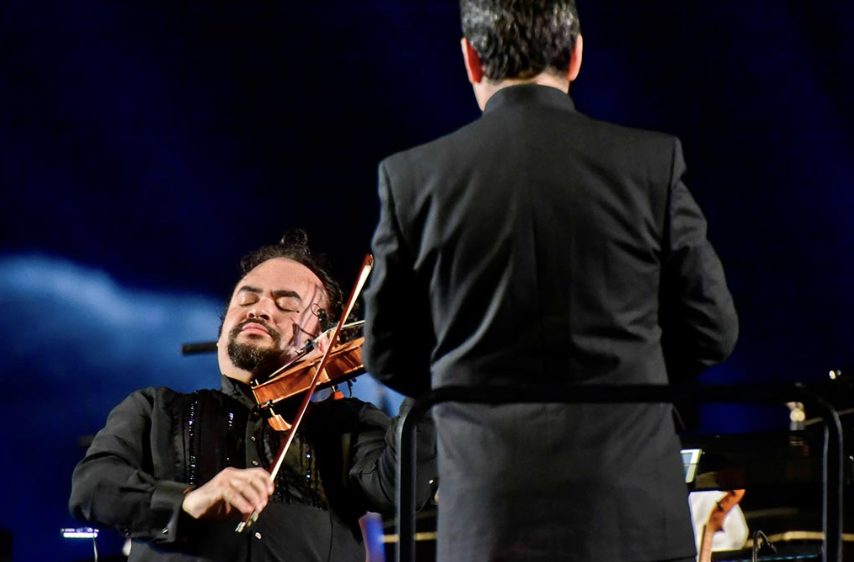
{"left": 236, "top": 254, "right": 374, "bottom": 533}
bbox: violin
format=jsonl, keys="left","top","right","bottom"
{"left": 251, "top": 335, "right": 366, "bottom": 431}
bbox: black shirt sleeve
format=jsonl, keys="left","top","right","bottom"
{"left": 69, "top": 388, "right": 194, "bottom": 546}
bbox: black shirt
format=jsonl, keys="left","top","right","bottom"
{"left": 70, "top": 376, "right": 435, "bottom": 562}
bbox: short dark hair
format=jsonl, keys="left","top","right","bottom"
{"left": 225, "top": 229, "right": 350, "bottom": 339}
{"left": 460, "top": 0, "right": 581, "bottom": 81}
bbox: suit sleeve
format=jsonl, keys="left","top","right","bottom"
{"left": 659, "top": 138, "right": 739, "bottom": 381}
{"left": 363, "top": 159, "right": 435, "bottom": 397}
{"left": 69, "top": 389, "right": 195, "bottom": 546}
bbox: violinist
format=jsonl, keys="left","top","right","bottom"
{"left": 69, "top": 230, "right": 437, "bottom": 562}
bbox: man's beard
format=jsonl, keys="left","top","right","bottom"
{"left": 227, "top": 320, "right": 285, "bottom": 376}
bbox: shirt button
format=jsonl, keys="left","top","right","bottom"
{"left": 252, "top": 460, "right": 259, "bottom": 466}
{"left": 254, "top": 532, "right": 262, "bottom": 540}
{"left": 250, "top": 436, "right": 256, "bottom": 441}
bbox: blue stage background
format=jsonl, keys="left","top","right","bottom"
{"left": 1, "top": 1, "right": 852, "bottom": 560}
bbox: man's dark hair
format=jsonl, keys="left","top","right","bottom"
{"left": 461, "top": 0, "right": 581, "bottom": 81}
{"left": 226, "top": 229, "right": 347, "bottom": 337}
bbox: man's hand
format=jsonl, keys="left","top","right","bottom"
{"left": 182, "top": 467, "right": 274, "bottom": 520}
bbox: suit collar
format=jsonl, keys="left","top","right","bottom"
{"left": 482, "top": 84, "right": 577, "bottom": 115}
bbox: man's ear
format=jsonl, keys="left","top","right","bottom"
{"left": 567, "top": 34, "right": 583, "bottom": 82}
{"left": 461, "top": 38, "right": 484, "bottom": 84}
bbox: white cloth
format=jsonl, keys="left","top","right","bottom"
{"left": 689, "top": 491, "right": 749, "bottom": 552}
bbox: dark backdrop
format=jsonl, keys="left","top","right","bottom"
{"left": 1, "top": 1, "right": 852, "bottom": 560}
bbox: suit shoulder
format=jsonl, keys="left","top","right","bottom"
{"left": 381, "top": 119, "right": 481, "bottom": 171}
{"left": 581, "top": 115, "right": 679, "bottom": 148}
{"left": 571, "top": 115, "right": 686, "bottom": 175}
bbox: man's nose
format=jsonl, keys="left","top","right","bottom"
{"left": 247, "top": 299, "right": 275, "bottom": 321}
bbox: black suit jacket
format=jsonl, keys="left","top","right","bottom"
{"left": 363, "top": 84, "right": 738, "bottom": 562}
